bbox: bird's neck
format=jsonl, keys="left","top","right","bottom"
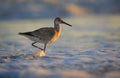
{"left": 54, "top": 24, "right": 61, "bottom": 32}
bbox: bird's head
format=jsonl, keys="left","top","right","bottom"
{"left": 54, "top": 17, "right": 72, "bottom": 27}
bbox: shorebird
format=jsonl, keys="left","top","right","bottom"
{"left": 19, "top": 17, "right": 72, "bottom": 53}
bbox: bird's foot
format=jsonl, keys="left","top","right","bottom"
{"left": 26, "top": 50, "right": 46, "bottom": 59}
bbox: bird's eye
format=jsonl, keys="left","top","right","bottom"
{"left": 57, "top": 19, "right": 60, "bottom": 21}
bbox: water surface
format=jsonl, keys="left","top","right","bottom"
{"left": 0, "top": 15, "right": 120, "bottom": 78}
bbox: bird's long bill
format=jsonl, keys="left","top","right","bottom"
{"left": 61, "top": 20, "right": 72, "bottom": 27}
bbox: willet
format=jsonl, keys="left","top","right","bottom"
{"left": 19, "top": 17, "right": 72, "bottom": 53}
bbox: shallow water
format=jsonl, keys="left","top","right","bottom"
{"left": 0, "top": 15, "right": 120, "bottom": 78}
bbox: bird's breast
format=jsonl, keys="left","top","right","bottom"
{"left": 48, "top": 30, "right": 61, "bottom": 44}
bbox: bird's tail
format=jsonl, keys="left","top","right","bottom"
{"left": 18, "top": 32, "right": 27, "bottom": 35}
{"left": 19, "top": 32, "right": 34, "bottom": 37}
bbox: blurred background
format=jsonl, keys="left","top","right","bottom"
{"left": 0, "top": 0, "right": 120, "bottom": 20}
{"left": 0, "top": 0, "right": 120, "bottom": 78}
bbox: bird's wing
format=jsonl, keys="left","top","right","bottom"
{"left": 31, "top": 27, "right": 55, "bottom": 40}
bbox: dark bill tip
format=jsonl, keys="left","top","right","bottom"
{"left": 61, "top": 21, "right": 72, "bottom": 27}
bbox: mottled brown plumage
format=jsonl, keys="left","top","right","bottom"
{"left": 19, "top": 17, "right": 72, "bottom": 52}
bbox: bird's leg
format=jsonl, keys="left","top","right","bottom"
{"left": 32, "top": 42, "right": 43, "bottom": 50}
{"left": 43, "top": 43, "right": 47, "bottom": 53}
